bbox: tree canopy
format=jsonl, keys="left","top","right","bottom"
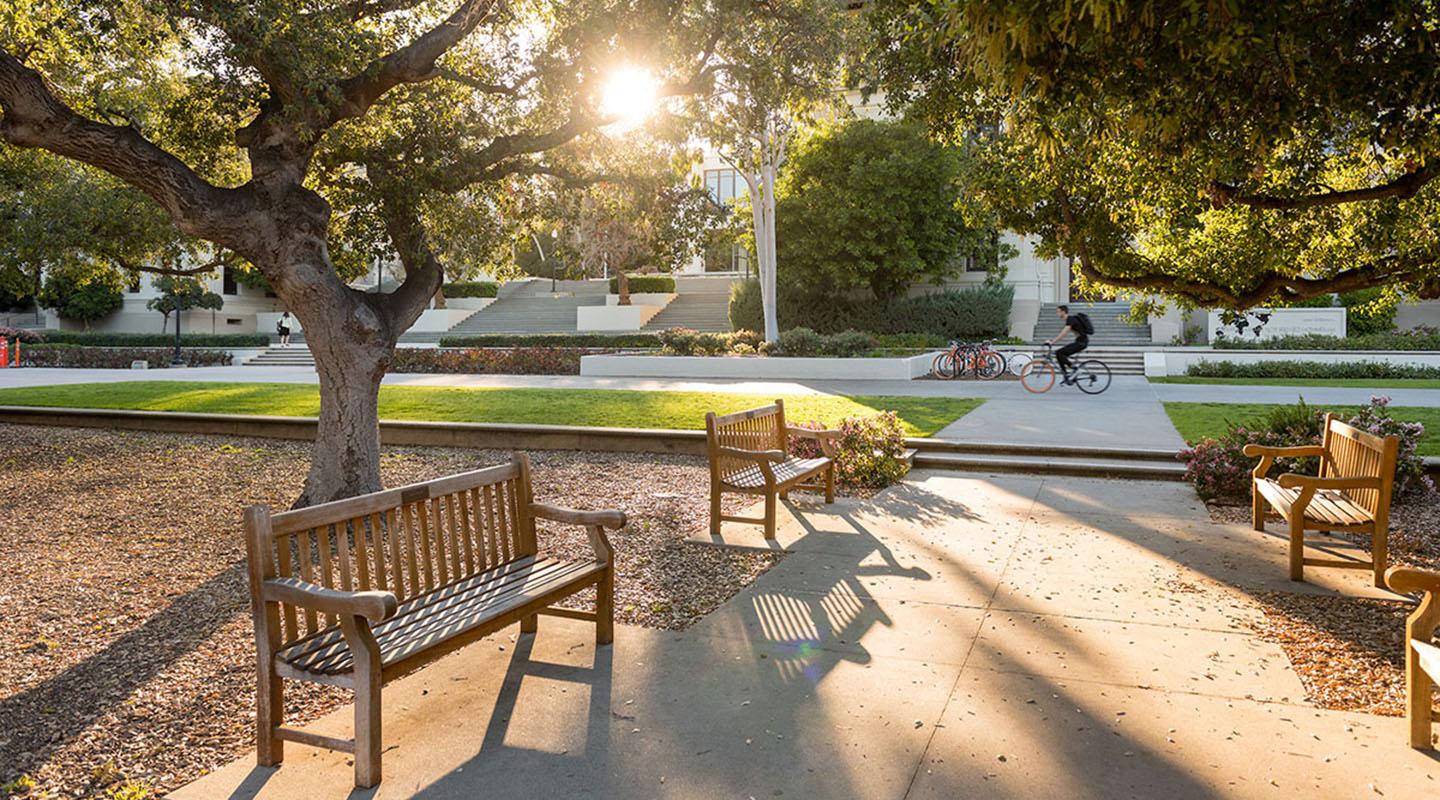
{"left": 776, "top": 118, "right": 1005, "bottom": 301}
{"left": 863, "top": 0, "right": 1440, "bottom": 309}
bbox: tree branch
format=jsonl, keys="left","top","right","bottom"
{"left": 0, "top": 49, "right": 256, "bottom": 248}
{"left": 324, "top": 0, "right": 501, "bottom": 129}
{"left": 113, "top": 255, "right": 230, "bottom": 277}
{"left": 1210, "top": 163, "right": 1438, "bottom": 210}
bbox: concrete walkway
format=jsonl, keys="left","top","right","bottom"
{"left": 174, "top": 473, "right": 1437, "bottom": 799}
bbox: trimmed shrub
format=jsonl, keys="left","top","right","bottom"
{"left": 1213, "top": 328, "right": 1440, "bottom": 351}
{"left": 19, "top": 344, "right": 232, "bottom": 368}
{"left": 777, "top": 327, "right": 826, "bottom": 356}
{"left": 791, "top": 412, "right": 911, "bottom": 490}
{"left": 442, "top": 281, "right": 499, "bottom": 299}
{"left": 608, "top": 275, "right": 675, "bottom": 294}
{"left": 38, "top": 270, "right": 123, "bottom": 324}
{"left": 438, "top": 333, "right": 659, "bottom": 348}
{"left": 729, "top": 279, "right": 1012, "bottom": 338}
{"left": 658, "top": 327, "right": 878, "bottom": 357}
{"left": 389, "top": 347, "right": 583, "bottom": 375}
{"left": 38, "top": 331, "right": 270, "bottom": 347}
{"left": 1187, "top": 360, "right": 1440, "bottom": 380}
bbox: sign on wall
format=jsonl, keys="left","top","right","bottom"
{"left": 1206, "top": 308, "right": 1347, "bottom": 342}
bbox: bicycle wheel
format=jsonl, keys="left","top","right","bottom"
{"left": 975, "top": 351, "right": 1006, "bottom": 380}
{"left": 1007, "top": 352, "right": 1033, "bottom": 376}
{"left": 930, "top": 351, "right": 956, "bottom": 380}
{"left": 1072, "top": 359, "right": 1112, "bottom": 394}
{"left": 1019, "top": 358, "right": 1056, "bottom": 393}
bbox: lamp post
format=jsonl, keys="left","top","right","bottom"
{"left": 171, "top": 304, "right": 184, "bottom": 367}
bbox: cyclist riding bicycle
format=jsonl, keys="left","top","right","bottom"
{"left": 1044, "top": 304, "right": 1092, "bottom": 384}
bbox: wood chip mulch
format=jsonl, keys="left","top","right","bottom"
{"left": 0, "top": 424, "right": 779, "bottom": 799}
{"left": 1207, "top": 495, "right": 1440, "bottom": 717}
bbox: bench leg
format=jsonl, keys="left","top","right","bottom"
{"left": 709, "top": 482, "right": 722, "bottom": 536}
{"left": 1251, "top": 485, "right": 1265, "bottom": 532}
{"left": 342, "top": 617, "right": 384, "bottom": 789}
{"left": 256, "top": 667, "right": 284, "bottom": 767}
{"left": 520, "top": 613, "right": 538, "bottom": 634}
{"left": 1408, "top": 645, "right": 1435, "bottom": 749}
{"left": 763, "top": 491, "right": 778, "bottom": 540}
{"left": 824, "top": 464, "right": 835, "bottom": 504}
{"left": 596, "top": 567, "right": 615, "bottom": 646}
{"left": 1288, "top": 517, "right": 1305, "bottom": 582}
{"left": 1373, "top": 528, "right": 1389, "bottom": 589}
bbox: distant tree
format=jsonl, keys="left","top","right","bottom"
{"left": 37, "top": 267, "right": 123, "bottom": 328}
{"left": 864, "top": 0, "right": 1440, "bottom": 310}
{"left": 147, "top": 276, "right": 224, "bottom": 333}
{"left": 776, "top": 119, "right": 1007, "bottom": 302}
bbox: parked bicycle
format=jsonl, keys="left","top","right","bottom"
{"left": 1018, "top": 344, "right": 1112, "bottom": 394}
{"left": 930, "top": 340, "right": 1007, "bottom": 380}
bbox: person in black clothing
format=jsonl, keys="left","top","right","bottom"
{"left": 1045, "top": 304, "right": 1088, "bottom": 383}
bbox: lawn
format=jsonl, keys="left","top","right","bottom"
{"left": 1164, "top": 401, "right": 1440, "bottom": 456}
{"left": 0, "top": 381, "right": 981, "bottom": 437}
{"left": 1151, "top": 376, "right": 1440, "bottom": 389}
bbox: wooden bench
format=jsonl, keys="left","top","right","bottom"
{"left": 705, "top": 399, "right": 837, "bottom": 540}
{"left": 1244, "top": 413, "right": 1398, "bottom": 586}
{"left": 1385, "top": 566, "right": 1440, "bottom": 749}
{"left": 243, "top": 453, "right": 625, "bottom": 788}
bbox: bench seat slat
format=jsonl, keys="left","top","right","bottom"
{"left": 277, "top": 556, "right": 602, "bottom": 676}
{"left": 723, "top": 457, "right": 831, "bottom": 490}
{"left": 1255, "top": 480, "right": 1373, "bottom": 529}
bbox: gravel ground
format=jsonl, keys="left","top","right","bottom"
{"left": 0, "top": 424, "right": 778, "bottom": 798}
{"left": 1207, "top": 495, "right": 1440, "bottom": 717}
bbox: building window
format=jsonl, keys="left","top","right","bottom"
{"left": 964, "top": 255, "right": 987, "bottom": 273}
{"left": 222, "top": 265, "right": 238, "bottom": 295}
{"left": 704, "top": 169, "right": 746, "bottom": 206}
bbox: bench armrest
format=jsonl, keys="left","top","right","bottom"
{"left": 1241, "top": 444, "right": 1325, "bottom": 458}
{"left": 715, "top": 446, "right": 786, "bottom": 463}
{"left": 1387, "top": 566, "right": 1440, "bottom": 596}
{"left": 1276, "top": 474, "right": 1382, "bottom": 491}
{"left": 262, "top": 577, "right": 397, "bottom": 622}
{"left": 529, "top": 502, "right": 625, "bottom": 564}
{"left": 787, "top": 427, "right": 841, "bottom": 457}
{"left": 529, "top": 502, "right": 627, "bottom": 530}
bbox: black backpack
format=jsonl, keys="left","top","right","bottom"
{"left": 1071, "top": 312, "right": 1095, "bottom": 335}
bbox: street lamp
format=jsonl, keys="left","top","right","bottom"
{"left": 171, "top": 302, "right": 185, "bottom": 367}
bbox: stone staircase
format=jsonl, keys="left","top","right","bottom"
{"left": 244, "top": 346, "right": 316, "bottom": 367}
{"left": 1032, "top": 301, "right": 1151, "bottom": 347}
{"left": 642, "top": 291, "right": 732, "bottom": 332}
{"left": 444, "top": 279, "right": 607, "bottom": 335}
{"left": 997, "top": 345, "right": 1147, "bottom": 376}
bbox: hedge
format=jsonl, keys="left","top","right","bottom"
{"left": 729, "top": 279, "right": 1012, "bottom": 338}
{"left": 390, "top": 347, "right": 582, "bottom": 375}
{"left": 437, "top": 333, "right": 659, "bottom": 348}
{"left": 608, "top": 275, "right": 675, "bottom": 294}
{"left": 1187, "top": 359, "right": 1440, "bottom": 380}
{"left": 33, "top": 331, "right": 270, "bottom": 347}
{"left": 19, "top": 344, "right": 233, "bottom": 368}
{"left": 1213, "top": 328, "right": 1440, "bottom": 351}
{"left": 442, "top": 281, "right": 499, "bottom": 299}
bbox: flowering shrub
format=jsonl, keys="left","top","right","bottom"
{"left": 19, "top": 344, "right": 231, "bottom": 368}
{"left": 791, "top": 412, "right": 910, "bottom": 490}
{"left": 657, "top": 326, "right": 876, "bottom": 357}
{"left": 0, "top": 326, "right": 45, "bottom": 343}
{"left": 1179, "top": 396, "right": 1432, "bottom": 503}
{"left": 1346, "top": 395, "right": 1432, "bottom": 498}
{"left": 389, "top": 347, "right": 583, "bottom": 375}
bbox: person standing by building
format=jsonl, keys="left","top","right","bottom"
{"left": 276, "top": 311, "right": 293, "bottom": 348}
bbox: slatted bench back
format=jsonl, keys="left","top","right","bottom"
{"left": 1319, "top": 413, "right": 1399, "bottom": 517}
{"left": 706, "top": 400, "right": 788, "bottom": 484}
{"left": 247, "top": 459, "right": 536, "bottom": 648}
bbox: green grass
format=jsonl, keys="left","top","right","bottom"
{"left": 1163, "top": 401, "right": 1440, "bottom": 456}
{"left": 0, "top": 381, "right": 982, "bottom": 437}
{"left": 1151, "top": 376, "right": 1440, "bottom": 389}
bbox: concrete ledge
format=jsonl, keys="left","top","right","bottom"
{"left": 0, "top": 406, "right": 709, "bottom": 455}
{"left": 1144, "top": 348, "right": 1440, "bottom": 377}
{"left": 580, "top": 352, "right": 938, "bottom": 380}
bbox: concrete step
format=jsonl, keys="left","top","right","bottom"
{"left": 913, "top": 451, "right": 1186, "bottom": 481}
{"left": 245, "top": 347, "right": 316, "bottom": 367}
{"left": 643, "top": 292, "right": 733, "bottom": 333}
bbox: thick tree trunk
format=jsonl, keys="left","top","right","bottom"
{"left": 432, "top": 286, "right": 446, "bottom": 309}
{"left": 618, "top": 271, "right": 631, "bottom": 305}
{"left": 751, "top": 164, "right": 780, "bottom": 343}
{"left": 302, "top": 331, "right": 391, "bottom": 506}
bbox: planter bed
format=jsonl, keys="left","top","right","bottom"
{"left": 580, "top": 352, "right": 939, "bottom": 380}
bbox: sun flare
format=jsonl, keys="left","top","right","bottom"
{"left": 600, "top": 66, "right": 660, "bottom": 130}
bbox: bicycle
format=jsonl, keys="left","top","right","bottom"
{"left": 930, "top": 340, "right": 1007, "bottom": 380}
{"left": 1018, "top": 344, "right": 1112, "bottom": 394}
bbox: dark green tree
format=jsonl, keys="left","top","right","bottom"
{"left": 146, "top": 275, "right": 224, "bottom": 333}
{"left": 776, "top": 119, "right": 1005, "bottom": 302}
{"left": 37, "top": 266, "right": 123, "bottom": 327}
{"left": 863, "top": 0, "right": 1440, "bottom": 310}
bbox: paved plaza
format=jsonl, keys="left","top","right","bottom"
{"left": 174, "top": 472, "right": 1438, "bottom": 799}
